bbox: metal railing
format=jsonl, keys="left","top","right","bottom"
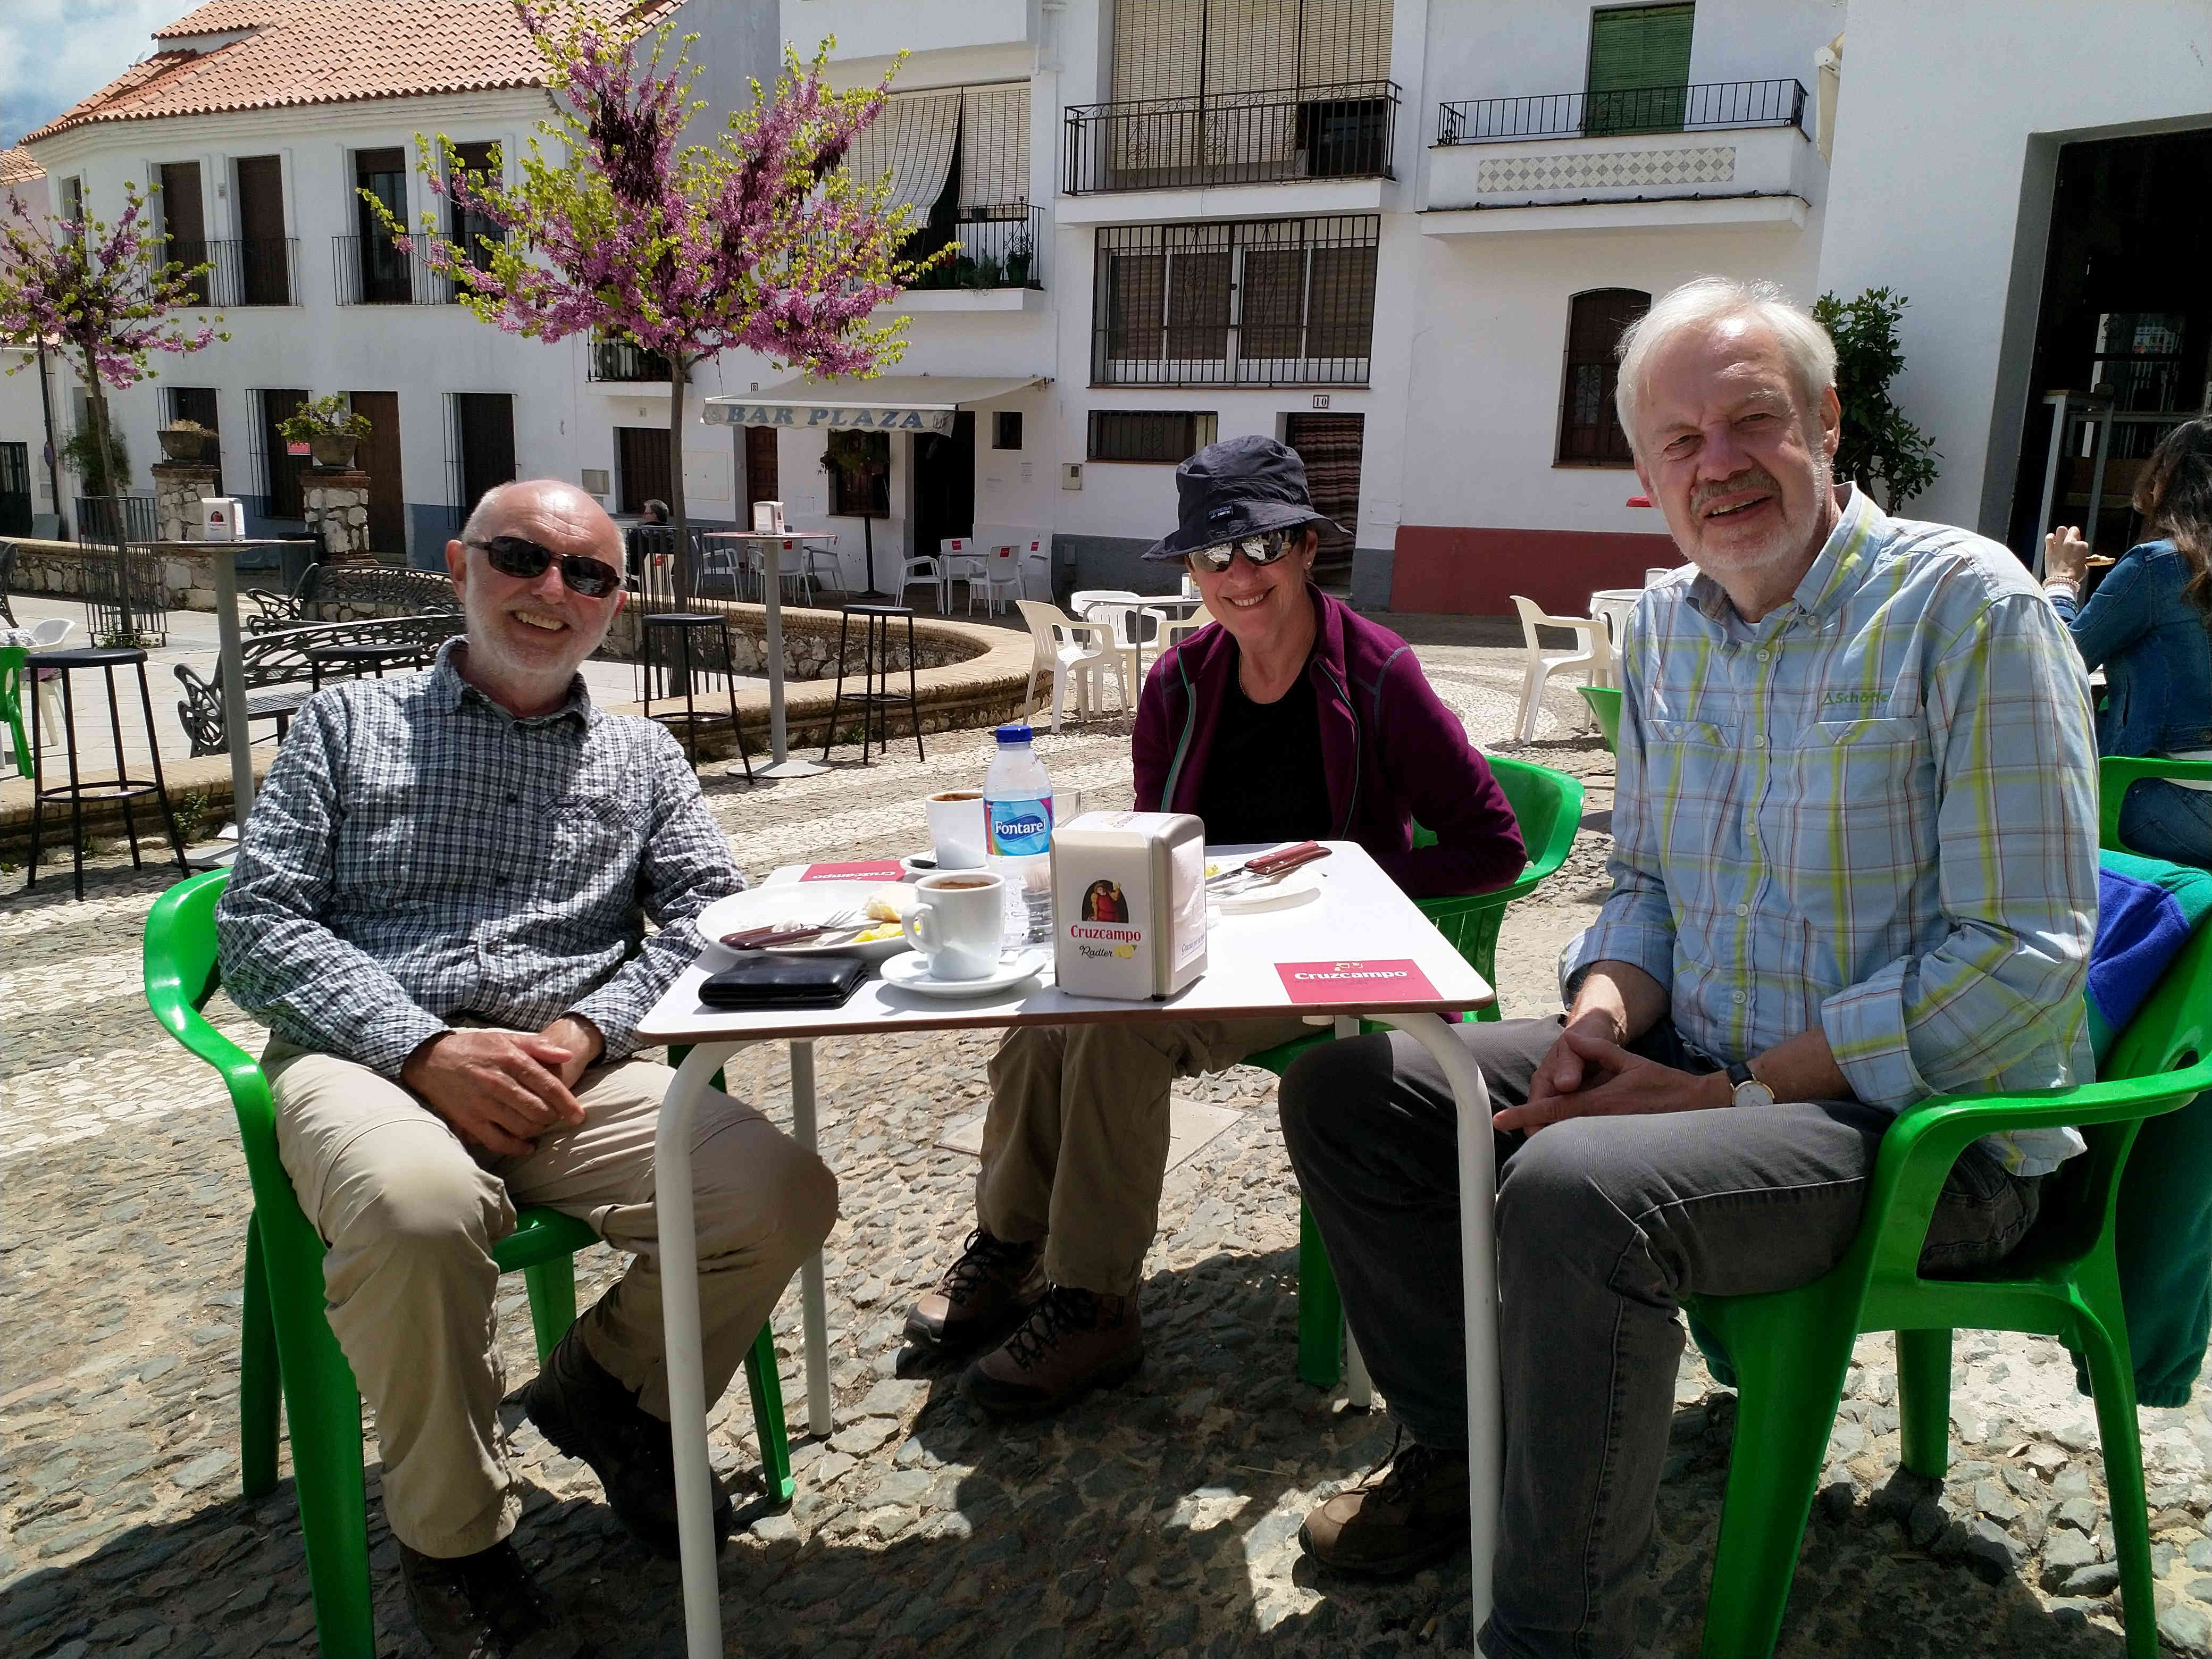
{"left": 1065, "top": 80, "right": 1400, "bottom": 195}
{"left": 74, "top": 493, "right": 167, "bottom": 645}
{"left": 588, "top": 339, "right": 675, "bottom": 382}
{"left": 1438, "top": 78, "right": 1807, "bottom": 145}
{"left": 331, "top": 234, "right": 457, "bottom": 306}
{"left": 166, "top": 237, "right": 299, "bottom": 306}
{"left": 907, "top": 204, "right": 1045, "bottom": 291}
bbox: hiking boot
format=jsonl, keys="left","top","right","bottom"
{"left": 958, "top": 1285, "right": 1143, "bottom": 1417}
{"left": 905, "top": 1228, "right": 1046, "bottom": 1354}
{"left": 398, "top": 1538, "right": 597, "bottom": 1659}
{"left": 521, "top": 1322, "right": 732, "bottom": 1559}
{"left": 1300, "top": 1433, "right": 1471, "bottom": 1577}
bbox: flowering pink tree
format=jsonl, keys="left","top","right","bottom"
{"left": 0, "top": 179, "right": 221, "bottom": 509}
{"left": 380, "top": 0, "right": 943, "bottom": 591}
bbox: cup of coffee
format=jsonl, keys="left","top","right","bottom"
{"left": 904, "top": 871, "right": 1004, "bottom": 980}
{"left": 926, "top": 790, "right": 986, "bottom": 869}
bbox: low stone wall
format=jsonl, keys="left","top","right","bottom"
{"left": 4, "top": 536, "right": 300, "bottom": 616}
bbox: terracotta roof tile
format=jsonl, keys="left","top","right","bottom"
{"left": 1, "top": 147, "right": 45, "bottom": 185}
{"left": 22, "top": 2, "right": 680, "bottom": 146}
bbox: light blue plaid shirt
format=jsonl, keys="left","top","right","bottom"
{"left": 1567, "top": 488, "right": 2099, "bottom": 1175}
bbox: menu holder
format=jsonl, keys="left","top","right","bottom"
{"left": 1275, "top": 959, "right": 1439, "bottom": 1005}
{"left": 801, "top": 860, "right": 906, "bottom": 883}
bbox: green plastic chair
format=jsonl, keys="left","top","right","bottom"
{"left": 1253, "top": 754, "right": 1587, "bottom": 1385}
{"left": 1, "top": 644, "right": 30, "bottom": 776}
{"left": 2098, "top": 755, "right": 2212, "bottom": 855}
{"left": 144, "top": 869, "right": 792, "bottom": 1659}
{"left": 1681, "top": 858, "right": 2212, "bottom": 1653}
{"left": 1577, "top": 683, "right": 1622, "bottom": 753}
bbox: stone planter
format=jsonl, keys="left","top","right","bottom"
{"left": 157, "top": 427, "right": 213, "bottom": 462}
{"left": 308, "top": 434, "right": 361, "bottom": 469}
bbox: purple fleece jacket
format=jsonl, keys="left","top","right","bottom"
{"left": 1132, "top": 588, "right": 1524, "bottom": 899}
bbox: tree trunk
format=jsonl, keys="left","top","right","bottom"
{"left": 80, "top": 349, "right": 132, "bottom": 640}
{"left": 666, "top": 352, "right": 690, "bottom": 601}
{"left": 81, "top": 350, "right": 121, "bottom": 501}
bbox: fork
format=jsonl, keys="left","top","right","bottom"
{"left": 722, "top": 908, "right": 860, "bottom": 949}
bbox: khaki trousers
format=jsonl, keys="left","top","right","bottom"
{"left": 976, "top": 1017, "right": 1313, "bottom": 1297}
{"left": 266, "top": 1038, "right": 838, "bottom": 1558}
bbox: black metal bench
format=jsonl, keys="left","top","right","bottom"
{"left": 174, "top": 612, "right": 465, "bottom": 755}
{"left": 243, "top": 562, "right": 459, "bottom": 634}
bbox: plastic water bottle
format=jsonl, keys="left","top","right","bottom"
{"left": 984, "top": 724, "right": 1054, "bottom": 946}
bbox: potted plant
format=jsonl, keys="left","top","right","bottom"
{"left": 156, "top": 417, "right": 214, "bottom": 462}
{"left": 1004, "top": 234, "right": 1034, "bottom": 289}
{"left": 277, "top": 393, "right": 373, "bottom": 470}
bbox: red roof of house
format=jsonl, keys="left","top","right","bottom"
{"left": 1, "top": 147, "right": 45, "bottom": 185}
{"left": 22, "top": 2, "right": 678, "bottom": 146}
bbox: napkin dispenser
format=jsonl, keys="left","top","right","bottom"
{"left": 197, "top": 497, "right": 245, "bottom": 541}
{"left": 1052, "top": 810, "right": 1208, "bottom": 1001}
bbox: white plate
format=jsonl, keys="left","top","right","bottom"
{"left": 879, "top": 947, "right": 1048, "bottom": 999}
{"left": 1210, "top": 868, "right": 1322, "bottom": 915}
{"left": 696, "top": 882, "right": 912, "bottom": 965}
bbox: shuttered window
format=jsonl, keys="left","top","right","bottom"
{"left": 1111, "top": 0, "right": 1393, "bottom": 100}
{"left": 1555, "top": 288, "right": 1649, "bottom": 466}
{"left": 847, "top": 91, "right": 963, "bottom": 219}
{"left": 958, "top": 85, "right": 1030, "bottom": 212}
{"left": 1585, "top": 4, "right": 1694, "bottom": 136}
{"left": 1087, "top": 410, "right": 1218, "bottom": 464}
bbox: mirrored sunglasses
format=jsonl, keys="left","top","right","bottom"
{"left": 469, "top": 535, "right": 622, "bottom": 599}
{"left": 1185, "top": 529, "right": 1297, "bottom": 575}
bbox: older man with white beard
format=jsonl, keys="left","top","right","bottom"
{"left": 1278, "top": 279, "right": 2099, "bottom": 1656}
{"left": 216, "top": 480, "right": 836, "bottom": 1659}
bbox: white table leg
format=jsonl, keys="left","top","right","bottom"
{"left": 1375, "top": 1010, "right": 1499, "bottom": 1631}
{"left": 787, "top": 1038, "right": 834, "bottom": 1437}
{"left": 659, "top": 1038, "right": 741, "bottom": 1659}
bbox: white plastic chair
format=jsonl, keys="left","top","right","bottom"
{"left": 1016, "top": 537, "right": 1051, "bottom": 599}
{"left": 1015, "top": 600, "right": 1113, "bottom": 732}
{"left": 898, "top": 554, "right": 947, "bottom": 612}
{"left": 29, "top": 617, "right": 73, "bottom": 745}
{"left": 1588, "top": 591, "right": 1640, "bottom": 682}
{"left": 968, "top": 542, "right": 1024, "bottom": 616}
{"left": 1644, "top": 566, "right": 1674, "bottom": 586}
{"left": 1080, "top": 599, "right": 1159, "bottom": 708}
{"left": 938, "top": 537, "right": 983, "bottom": 606}
{"left": 1159, "top": 603, "right": 1215, "bottom": 651}
{"left": 1511, "top": 595, "right": 1613, "bottom": 742}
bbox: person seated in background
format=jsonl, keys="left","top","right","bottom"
{"left": 2044, "top": 415, "right": 2212, "bottom": 867}
{"left": 904, "top": 435, "right": 1526, "bottom": 1418}
{"left": 624, "top": 496, "right": 672, "bottom": 590}
{"left": 1278, "top": 278, "right": 2097, "bottom": 1658}
{"left": 217, "top": 479, "right": 836, "bottom": 1659}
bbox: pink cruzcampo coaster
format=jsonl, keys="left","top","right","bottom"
{"left": 802, "top": 861, "right": 906, "bottom": 882}
{"left": 1275, "top": 960, "right": 1439, "bottom": 1003}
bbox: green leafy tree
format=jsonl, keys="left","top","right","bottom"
{"left": 1812, "top": 287, "right": 1940, "bottom": 509}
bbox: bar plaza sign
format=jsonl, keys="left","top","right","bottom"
{"left": 700, "top": 376, "right": 1045, "bottom": 437}
{"left": 700, "top": 399, "right": 954, "bottom": 434}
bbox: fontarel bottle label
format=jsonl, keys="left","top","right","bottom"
{"left": 988, "top": 797, "right": 1053, "bottom": 858}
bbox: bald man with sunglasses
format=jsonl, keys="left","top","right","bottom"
{"left": 216, "top": 480, "right": 835, "bottom": 1659}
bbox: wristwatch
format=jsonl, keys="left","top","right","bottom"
{"left": 1724, "top": 1060, "right": 1776, "bottom": 1109}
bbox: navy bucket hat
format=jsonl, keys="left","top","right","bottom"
{"left": 1141, "top": 434, "right": 1340, "bottom": 561}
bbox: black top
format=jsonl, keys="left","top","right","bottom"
{"left": 1193, "top": 653, "right": 1334, "bottom": 847}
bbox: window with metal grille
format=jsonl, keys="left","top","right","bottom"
{"left": 846, "top": 82, "right": 1040, "bottom": 289}
{"left": 1087, "top": 410, "right": 1218, "bottom": 464}
{"left": 1585, "top": 3, "right": 1695, "bottom": 136}
{"left": 1093, "top": 216, "right": 1378, "bottom": 385}
{"left": 448, "top": 140, "right": 505, "bottom": 274}
{"left": 1556, "top": 288, "right": 1649, "bottom": 466}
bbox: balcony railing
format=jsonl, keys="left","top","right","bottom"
{"left": 1438, "top": 78, "right": 1807, "bottom": 145}
{"left": 332, "top": 234, "right": 458, "bottom": 306}
{"left": 1065, "top": 80, "right": 1399, "bottom": 195}
{"left": 588, "top": 339, "right": 674, "bottom": 382}
{"left": 907, "top": 204, "right": 1044, "bottom": 291}
{"left": 166, "top": 237, "right": 298, "bottom": 306}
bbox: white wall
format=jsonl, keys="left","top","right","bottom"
{"left": 1817, "top": 0, "right": 2212, "bottom": 538}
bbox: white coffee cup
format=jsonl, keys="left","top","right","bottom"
{"left": 903, "top": 871, "right": 1004, "bottom": 980}
{"left": 925, "top": 790, "right": 986, "bottom": 869}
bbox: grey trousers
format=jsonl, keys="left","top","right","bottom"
{"left": 1278, "top": 1015, "right": 2042, "bottom": 1659}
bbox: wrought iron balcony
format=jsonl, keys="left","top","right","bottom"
{"left": 1438, "top": 78, "right": 1807, "bottom": 145}
{"left": 165, "top": 237, "right": 299, "bottom": 306}
{"left": 587, "top": 339, "right": 675, "bottom": 382}
{"left": 906, "top": 204, "right": 1044, "bottom": 291}
{"left": 1065, "top": 80, "right": 1399, "bottom": 195}
{"left": 332, "top": 233, "right": 458, "bottom": 306}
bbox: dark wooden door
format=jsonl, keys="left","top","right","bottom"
{"left": 158, "top": 162, "right": 208, "bottom": 304}
{"left": 354, "top": 147, "right": 410, "bottom": 301}
{"left": 617, "top": 425, "right": 672, "bottom": 514}
{"left": 744, "top": 425, "right": 778, "bottom": 520}
{"left": 169, "top": 386, "right": 222, "bottom": 497}
{"left": 453, "top": 393, "right": 515, "bottom": 521}
{"left": 259, "top": 387, "right": 310, "bottom": 519}
{"left": 910, "top": 412, "right": 975, "bottom": 559}
{"left": 346, "top": 391, "right": 405, "bottom": 556}
{"left": 233, "top": 155, "right": 289, "bottom": 304}
{"left": 0, "top": 442, "right": 30, "bottom": 536}
{"left": 1284, "top": 412, "right": 1363, "bottom": 580}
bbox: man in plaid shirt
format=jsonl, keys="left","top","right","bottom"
{"left": 1280, "top": 279, "right": 2098, "bottom": 1656}
{"left": 217, "top": 480, "right": 835, "bottom": 1659}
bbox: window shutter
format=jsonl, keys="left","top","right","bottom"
{"left": 1586, "top": 4, "right": 1694, "bottom": 133}
{"left": 1299, "top": 0, "right": 1395, "bottom": 86}
{"left": 1113, "top": 0, "right": 1203, "bottom": 103}
{"left": 846, "top": 90, "right": 962, "bottom": 219}
{"left": 958, "top": 84, "right": 1030, "bottom": 211}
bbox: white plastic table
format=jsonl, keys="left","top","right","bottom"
{"left": 635, "top": 841, "right": 1504, "bottom": 1656}
{"left": 699, "top": 531, "right": 838, "bottom": 779}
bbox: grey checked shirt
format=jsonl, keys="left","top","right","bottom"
{"left": 216, "top": 640, "right": 742, "bottom": 1076}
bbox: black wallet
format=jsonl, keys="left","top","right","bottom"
{"left": 699, "top": 956, "right": 868, "bottom": 1010}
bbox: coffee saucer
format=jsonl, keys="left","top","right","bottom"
{"left": 901, "top": 851, "right": 991, "bottom": 879}
{"left": 879, "top": 948, "right": 1048, "bottom": 999}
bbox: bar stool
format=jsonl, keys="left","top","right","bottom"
{"left": 641, "top": 613, "right": 754, "bottom": 781}
{"left": 27, "top": 645, "right": 188, "bottom": 901}
{"left": 822, "top": 603, "right": 924, "bottom": 764}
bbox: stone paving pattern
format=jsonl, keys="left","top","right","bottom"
{"left": 4, "top": 639, "right": 2210, "bottom": 1659}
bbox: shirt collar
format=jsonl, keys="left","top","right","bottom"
{"left": 1683, "top": 483, "right": 1880, "bottom": 632}
{"left": 430, "top": 636, "right": 598, "bottom": 730}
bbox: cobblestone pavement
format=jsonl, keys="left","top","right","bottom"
{"left": 5, "top": 641, "right": 2211, "bottom": 1659}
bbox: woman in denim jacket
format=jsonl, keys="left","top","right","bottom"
{"left": 2045, "top": 416, "right": 2212, "bottom": 866}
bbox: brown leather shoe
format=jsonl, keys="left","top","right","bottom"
{"left": 958, "top": 1285, "right": 1143, "bottom": 1417}
{"left": 1300, "top": 1435, "right": 1471, "bottom": 1577}
{"left": 905, "top": 1229, "right": 1045, "bottom": 1354}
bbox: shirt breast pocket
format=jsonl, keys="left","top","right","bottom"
{"left": 1789, "top": 715, "right": 1932, "bottom": 875}
{"left": 541, "top": 787, "right": 649, "bottom": 899}
{"left": 1642, "top": 716, "right": 1739, "bottom": 862}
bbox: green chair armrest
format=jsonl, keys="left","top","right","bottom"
{"left": 2099, "top": 756, "right": 2212, "bottom": 852}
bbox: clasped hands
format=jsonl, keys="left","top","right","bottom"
{"left": 400, "top": 1014, "right": 604, "bottom": 1156}
{"left": 1492, "top": 1010, "right": 1728, "bottom": 1134}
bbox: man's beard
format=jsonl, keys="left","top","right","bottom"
{"left": 462, "top": 585, "right": 601, "bottom": 690}
{"left": 1689, "top": 446, "right": 1834, "bottom": 577}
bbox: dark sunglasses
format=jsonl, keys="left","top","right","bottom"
{"left": 468, "top": 535, "right": 622, "bottom": 599}
{"left": 1185, "top": 529, "right": 1298, "bottom": 575}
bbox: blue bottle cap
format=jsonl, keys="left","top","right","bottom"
{"left": 995, "top": 724, "right": 1034, "bottom": 744}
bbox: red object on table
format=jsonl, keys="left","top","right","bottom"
{"left": 1276, "top": 959, "right": 1439, "bottom": 1004}
{"left": 1626, "top": 495, "right": 1653, "bottom": 508}
{"left": 801, "top": 860, "right": 906, "bottom": 882}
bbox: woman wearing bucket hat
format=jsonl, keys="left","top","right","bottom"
{"left": 907, "top": 435, "right": 1526, "bottom": 1418}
